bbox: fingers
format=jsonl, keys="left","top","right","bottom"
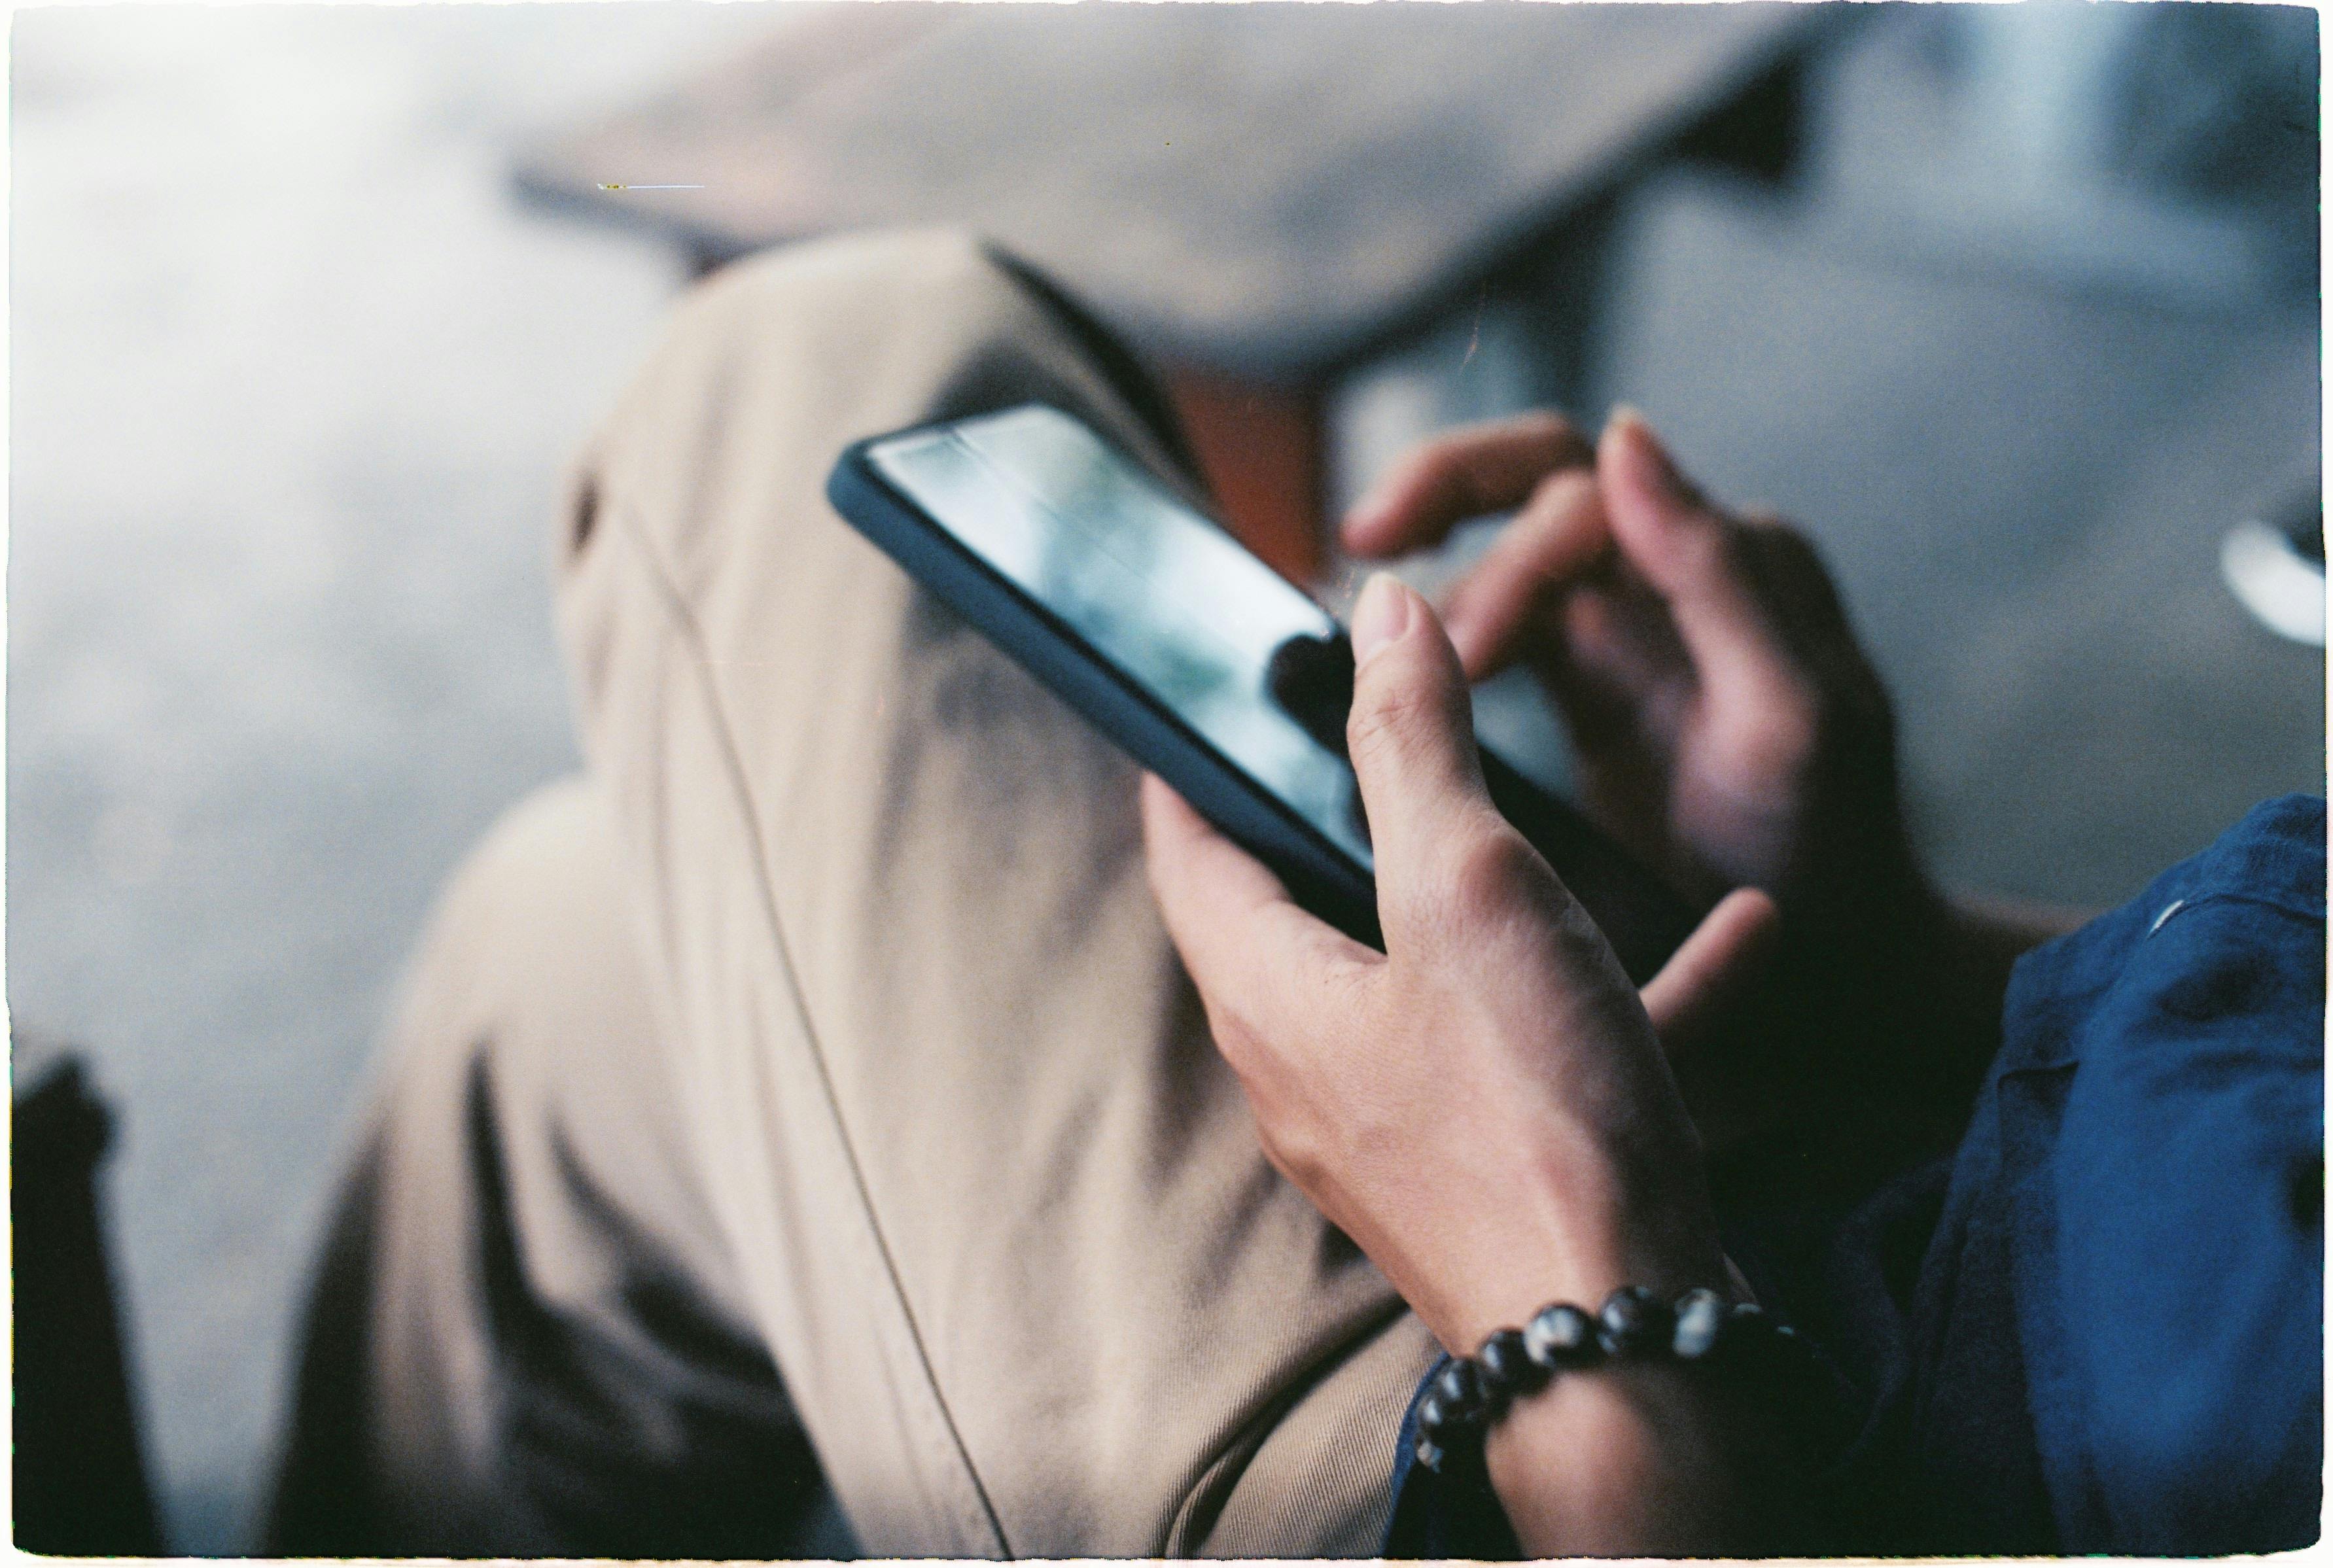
{"left": 1139, "top": 776, "right": 1370, "bottom": 1028}
{"left": 1726, "top": 514, "right": 1865, "bottom": 688}
{"left": 1440, "top": 468, "right": 1613, "bottom": 679}
{"left": 1342, "top": 411, "right": 1593, "bottom": 559}
{"left": 1596, "top": 410, "right": 1787, "bottom": 689}
{"left": 1531, "top": 575, "right": 1693, "bottom": 756}
{"left": 1343, "top": 575, "right": 1507, "bottom": 929}
{"left": 1639, "top": 887, "right": 1781, "bottom": 1058}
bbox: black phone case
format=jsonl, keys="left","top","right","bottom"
{"left": 826, "top": 413, "right": 1702, "bottom": 983}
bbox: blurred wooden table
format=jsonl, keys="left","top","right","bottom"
{"left": 516, "top": 1, "right": 1823, "bottom": 577}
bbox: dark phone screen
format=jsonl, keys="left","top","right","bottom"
{"left": 864, "top": 405, "right": 1375, "bottom": 867}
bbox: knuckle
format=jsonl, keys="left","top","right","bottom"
{"left": 1260, "top": 1122, "right": 1330, "bottom": 1194}
{"left": 1767, "top": 522, "right": 1834, "bottom": 584}
{"left": 1381, "top": 816, "right": 1511, "bottom": 937}
{"left": 1528, "top": 466, "right": 1598, "bottom": 514}
{"left": 1749, "top": 517, "right": 1846, "bottom": 600}
{"left": 1375, "top": 440, "right": 1460, "bottom": 514}
{"left": 1738, "top": 506, "right": 1808, "bottom": 548}
{"left": 1200, "top": 1003, "right": 1263, "bottom": 1078}
{"left": 1713, "top": 515, "right": 1764, "bottom": 572}
{"left": 1401, "top": 443, "right": 1460, "bottom": 495}
{"left": 1746, "top": 685, "right": 1823, "bottom": 775}
{"left": 1435, "top": 823, "right": 1548, "bottom": 928}
{"left": 1346, "top": 672, "right": 1445, "bottom": 771}
{"left": 1460, "top": 413, "right": 1580, "bottom": 507}
{"left": 1669, "top": 517, "right": 1736, "bottom": 584}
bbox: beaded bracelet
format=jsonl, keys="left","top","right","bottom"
{"left": 1412, "top": 1285, "right": 1817, "bottom": 1472}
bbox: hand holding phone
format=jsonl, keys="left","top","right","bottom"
{"left": 826, "top": 404, "right": 1701, "bottom": 981}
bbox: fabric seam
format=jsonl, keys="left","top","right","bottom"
{"left": 601, "top": 493, "right": 1012, "bottom": 1556}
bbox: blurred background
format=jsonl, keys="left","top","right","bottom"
{"left": 9, "top": 1, "right": 2321, "bottom": 1554}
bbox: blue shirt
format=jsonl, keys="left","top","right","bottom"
{"left": 1386, "top": 794, "right": 2324, "bottom": 1556}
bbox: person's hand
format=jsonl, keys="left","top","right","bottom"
{"left": 1342, "top": 408, "right": 1920, "bottom": 922}
{"left": 1344, "top": 411, "right": 1992, "bottom": 1183}
{"left": 1142, "top": 574, "right": 1795, "bottom": 1552}
{"left": 1142, "top": 572, "right": 1776, "bottom": 1355}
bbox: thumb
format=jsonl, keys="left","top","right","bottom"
{"left": 1640, "top": 886, "right": 1780, "bottom": 1058}
{"left": 1344, "top": 573, "right": 1501, "bottom": 914}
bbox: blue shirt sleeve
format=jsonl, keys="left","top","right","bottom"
{"left": 1381, "top": 1355, "right": 1522, "bottom": 1560}
{"left": 2019, "top": 797, "right": 2324, "bottom": 1554}
{"left": 1380, "top": 794, "right": 2326, "bottom": 1558}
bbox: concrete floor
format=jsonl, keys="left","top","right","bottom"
{"left": 9, "top": 5, "right": 782, "bottom": 1550}
{"left": 8, "top": 4, "right": 2321, "bottom": 1554}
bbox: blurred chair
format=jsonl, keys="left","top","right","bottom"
{"left": 514, "top": 1, "right": 1834, "bottom": 580}
{"left": 13, "top": 1051, "right": 166, "bottom": 1556}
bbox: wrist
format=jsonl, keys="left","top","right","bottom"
{"left": 1484, "top": 1361, "right": 1749, "bottom": 1555}
{"left": 1424, "top": 1134, "right": 1730, "bottom": 1354}
{"left": 1450, "top": 1285, "right": 1818, "bottom": 1556}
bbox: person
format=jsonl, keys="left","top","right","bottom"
{"left": 267, "top": 228, "right": 2322, "bottom": 1558}
{"left": 1146, "top": 415, "right": 2324, "bottom": 1556}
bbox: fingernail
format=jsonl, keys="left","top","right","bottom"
{"left": 1349, "top": 572, "right": 1413, "bottom": 667}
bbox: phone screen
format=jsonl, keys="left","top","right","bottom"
{"left": 865, "top": 405, "right": 1374, "bottom": 867}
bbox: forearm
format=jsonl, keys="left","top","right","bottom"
{"left": 1484, "top": 1361, "right": 1794, "bottom": 1556}
{"left": 1478, "top": 896, "right": 2078, "bottom": 1556}
{"left": 1443, "top": 1185, "right": 1812, "bottom": 1555}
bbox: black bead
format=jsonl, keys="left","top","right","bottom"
{"left": 1430, "top": 1357, "right": 1486, "bottom": 1424}
{"left": 1477, "top": 1328, "right": 1547, "bottom": 1402}
{"left": 1597, "top": 1285, "right": 1672, "bottom": 1356}
{"left": 1523, "top": 1302, "right": 1598, "bottom": 1370}
{"left": 1416, "top": 1389, "right": 1448, "bottom": 1435}
{"left": 1711, "top": 1300, "right": 1769, "bottom": 1361}
{"left": 1672, "top": 1287, "right": 1728, "bottom": 1359}
{"left": 1414, "top": 1433, "right": 1446, "bottom": 1472}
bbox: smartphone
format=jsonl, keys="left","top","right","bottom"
{"left": 827, "top": 403, "right": 1701, "bottom": 981}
